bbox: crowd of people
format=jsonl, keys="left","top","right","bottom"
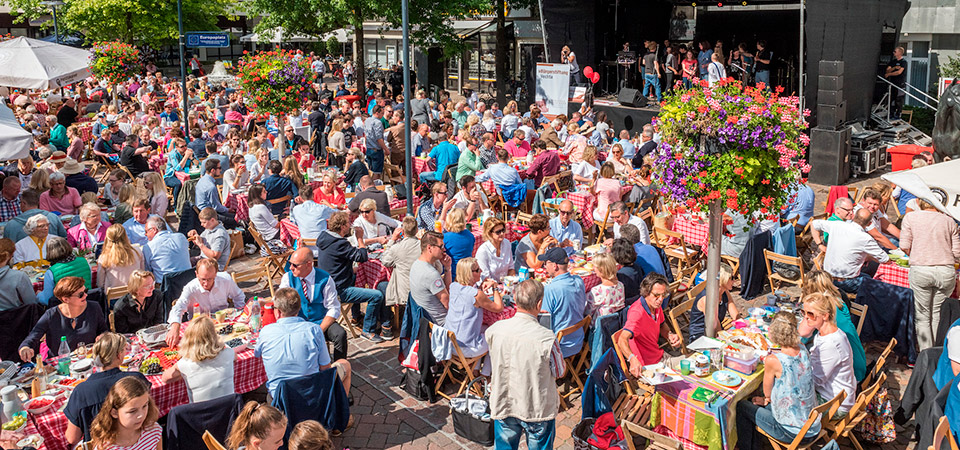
{"left": 0, "top": 42, "right": 952, "bottom": 450}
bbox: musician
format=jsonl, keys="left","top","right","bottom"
{"left": 562, "top": 46, "right": 581, "bottom": 86}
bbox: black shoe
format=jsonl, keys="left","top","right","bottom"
{"left": 361, "top": 331, "right": 384, "bottom": 343}
{"left": 381, "top": 327, "right": 395, "bottom": 340}
{"left": 348, "top": 392, "right": 355, "bottom": 406}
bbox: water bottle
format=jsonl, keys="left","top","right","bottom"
{"left": 193, "top": 302, "right": 201, "bottom": 318}
{"left": 249, "top": 297, "right": 261, "bottom": 331}
{"left": 57, "top": 337, "right": 70, "bottom": 376}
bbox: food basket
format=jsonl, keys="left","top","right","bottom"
{"left": 724, "top": 353, "right": 760, "bottom": 375}
{"left": 137, "top": 324, "right": 169, "bottom": 348}
{"left": 0, "top": 360, "right": 16, "bottom": 384}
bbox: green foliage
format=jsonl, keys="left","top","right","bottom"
{"left": 0, "top": 0, "right": 228, "bottom": 46}
{"left": 904, "top": 105, "right": 934, "bottom": 135}
{"left": 236, "top": 49, "right": 315, "bottom": 116}
{"left": 939, "top": 54, "right": 960, "bottom": 80}
{"left": 326, "top": 36, "right": 340, "bottom": 57}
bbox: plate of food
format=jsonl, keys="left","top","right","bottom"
{"left": 712, "top": 370, "right": 743, "bottom": 388}
{"left": 640, "top": 363, "right": 682, "bottom": 386}
{"left": 570, "top": 267, "right": 592, "bottom": 277}
{"left": 25, "top": 395, "right": 57, "bottom": 414}
{"left": 718, "top": 329, "right": 770, "bottom": 351}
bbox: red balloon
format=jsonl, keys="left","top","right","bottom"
{"left": 583, "top": 66, "right": 594, "bottom": 78}
{"left": 591, "top": 72, "right": 600, "bottom": 84}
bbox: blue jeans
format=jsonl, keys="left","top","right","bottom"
{"left": 756, "top": 70, "right": 771, "bottom": 91}
{"left": 494, "top": 417, "right": 555, "bottom": 450}
{"left": 736, "top": 401, "right": 819, "bottom": 450}
{"left": 365, "top": 148, "right": 384, "bottom": 174}
{"left": 164, "top": 176, "right": 182, "bottom": 208}
{"left": 683, "top": 77, "right": 693, "bottom": 89}
{"left": 419, "top": 171, "right": 439, "bottom": 184}
{"left": 339, "top": 286, "right": 385, "bottom": 334}
{"left": 833, "top": 274, "right": 865, "bottom": 296}
{"left": 643, "top": 74, "right": 661, "bottom": 101}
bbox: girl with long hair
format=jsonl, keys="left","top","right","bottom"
{"left": 226, "top": 401, "right": 287, "bottom": 450}
{"left": 97, "top": 224, "right": 145, "bottom": 291}
{"left": 89, "top": 376, "right": 161, "bottom": 450}
{"left": 281, "top": 155, "right": 305, "bottom": 191}
{"left": 140, "top": 172, "right": 167, "bottom": 217}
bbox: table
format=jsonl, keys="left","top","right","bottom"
{"left": 225, "top": 191, "right": 250, "bottom": 222}
{"left": 874, "top": 262, "right": 960, "bottom": 297}
{"left": 279, "top": 219, "right": 300, "bottom": 246}
{"left": 672, "top": 215, "right": 710, "bottom": 249}
{"left": 28, "top": 340, "right": 266, "bottom": 450}
{"left": 414, "top": 157, "right": 434, "bottom": 178}
{"left": 388, "top": 197, "right": 421, "bottom": 212}
{"left": 356, "top": 259, "right": 391, "bottom": 289}
{"left": 651, "top": 365, "right": 765, "bottom": 450}
{"left": 149, "top": 154, "right": 167, "bottom": 174}
{"left": 567, "top": 191, "right": 597, "bottom": 229}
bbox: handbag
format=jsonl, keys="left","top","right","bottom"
{"left": 450, "top": 377, "right": 493, "bottom": 446}
{"left": 855, "top": 383, "right": 896, "bottom": 443}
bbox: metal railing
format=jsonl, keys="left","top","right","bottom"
{"left": 876, "top": 75, "right": 937, "bottom": 110}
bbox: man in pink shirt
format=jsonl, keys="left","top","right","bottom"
{"left": 39, "top": 171, "right": 82, "bottom": 215}
{"left": 504, "top": 129, "right": 531, "bottom": 158}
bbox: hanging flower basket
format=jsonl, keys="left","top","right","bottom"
{"left": 235, "top": 49, "right": 315, "bottom": 117}
{"left": 90, "top": 42, "right": 141, "bottom": 85}
{"left": 652, "top": 79, "right": 811, "bottom": 220}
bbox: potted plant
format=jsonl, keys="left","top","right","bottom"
{"left": 235, "top": 49, "right": 315, "bottom": 120}
{"left": 90, "top": 42, "right": 141, "bottom": 109}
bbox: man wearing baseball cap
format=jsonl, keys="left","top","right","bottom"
{"left": 538, "top": 246, "right": 587, "bottom": 358}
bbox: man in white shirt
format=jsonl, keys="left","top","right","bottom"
{"left": 549, "top": 200, "right": 583, "bottom": 256}
{"left": 290, "top": 184, "right": 335, "bottom": 256}
{"left": 279, "top": 247, "right": 350, "bottom": 360}
{"left": 810, "top": 208, "right": 890, "bottom": 294}
{"left": 165, "top": 258, "right": 246, "bottom": 346}
{"left": 451, "top": 175, "right": 489, "bottom": 221}
{"left": 606, "top": 202, "right": 650, "bottom": 245}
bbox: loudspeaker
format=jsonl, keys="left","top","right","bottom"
{"left": 618, "top": 88, "right": 648, "bottom": 107}
{"left": 818, "top": 101, "right": 847, "bottom": 129}
{"left": 817, "top": 89, "right": 844, "bottom": 105}
{"left": 809, "top": 126, "right": 852, "bottom": 185}
{"left": 819, "top": 75, "right": 843, "bottom": 91}
{"left": 819, "top": 60, "right": 845, "bottom": 77}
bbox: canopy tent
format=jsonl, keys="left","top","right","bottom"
{"left": 239, "top": 28, "right": 352, "bottom": 44}
{"left": 0, "top": 37, "right": 91, "bottom": 90}
{"left": 0, "top": 101, "right": 34, "bottom": 161}
{"left": 882, "top": 160, "right": 960, "bottom": 221}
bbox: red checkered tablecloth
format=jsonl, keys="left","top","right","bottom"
{"left": 482, "top": 305, "right": 516, "bottom": 326}
{"left": 149, "top": 154, "right": 167, "bottom": 174}
{"left": 356, "top": 259, "right": 391, "bottom": 289}
{"left": 279, "top": 219, "right": 300, "bottom": 246}
{"left": 225, "top": 192, "right": 250, "bottom": 222}
{"left": 671, "top": 215, "right": 710, "bottom": 248}
{"left": 388, "top": 197, "right": 421, "bottom": 212}
{"left": 29, "top": 347, "right": 266, "bottom": 450}
{"left": 566, "top": 191, "right": 597, "bottom": 229}
{"left": 31, "top": 265, "right": 99, "bottom": 294}
{"left": 414, "top": 157, "right": 434, "bottom": 177}
{"left": 874, "top": 262, "right": 960, "bottom": 296}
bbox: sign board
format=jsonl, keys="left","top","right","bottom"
{"left": 185, "top": 32, "right": 230, "bottom": 48}
{"left": 535, "top": 63, "right": 570, "bottom": 118}
{"left": 940, "top": 77, "right": 956, "bottom": 98}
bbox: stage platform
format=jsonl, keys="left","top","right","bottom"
{"left": 568, "top": 97, "right": 659, "bottom": 134}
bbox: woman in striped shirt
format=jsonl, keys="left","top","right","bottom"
{"left": 89, "top": 376, "right": 162, "bottom": 450}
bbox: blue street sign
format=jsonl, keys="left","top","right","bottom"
{"left": 185, "top": 32, "right": 230, "bottom": 48}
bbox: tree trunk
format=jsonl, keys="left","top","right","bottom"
{"left": 125, "top": 12, "right": 134, "bottom": 44}
{"left": 494, "top": 0, "right": 507, "bottom": 106}
{"left": 354, "top": 13, "right": 366, "bottom": 103}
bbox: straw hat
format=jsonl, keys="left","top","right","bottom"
{"left": 60, "top": 158, "right": 85, "bottom": 175}
{"left": 49, "top": 151, "right": 67, "bottom": 164}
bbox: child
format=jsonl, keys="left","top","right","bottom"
{"left": 226, "top": 401, "right": 288, "bottom": 450}
{"left": 587, "top": 253, "right": 625, "bottom": 316}
{"left": 89, "top": 376, "right": 161, "bottom": 450}
{"left": 288, "top": 420, "right": 334, "bottom": 450}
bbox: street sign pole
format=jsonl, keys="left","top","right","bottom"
{"left": 403, "top": 0, "right": 412, "bottom": 216}
{"left": 177, "top": 0, "right": 189, "bottom": 140}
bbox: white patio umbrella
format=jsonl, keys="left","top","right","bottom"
{"left": 882, "top": 159, "right": 960, "bottom": 221}
{"left": 0, "top": 102, "right": 34, "bottom": 161}
{"left": 0, "top": 37, "right": 91, "bottom": 90}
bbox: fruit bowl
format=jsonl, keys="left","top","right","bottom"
{"left": 2, "top": 411, "right": 27, "bottom": 431}
{"left": 25, "top": 395, "right": 56, "bottom": 414}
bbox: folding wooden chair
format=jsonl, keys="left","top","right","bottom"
{"left": 610, "top": 329, "right": 656, "bottom": 427}
{"left": 848, "top": 302, "right": 868, "bottom": 336}
{"left": 758, "top": 390, "right": 846, "bottom": 450}
{"left": 721, "top": 255, "right": 740, "bottom": 280}
{"left": 595, "top": 208, "right": 611, "bottom": 246}
{"left": 860, "top": 337, "right": 896, "bottom": 391}
{"left": 667, "top": 268, "right": 699, "bottom": 309}
{"left": 390, "top": 206, "right": 407, "bottom": 220}
{"left": 556, "top": 315, "right": 591, "bottom": 408}
{"left": 667, "top": 281, "right": 705, "bottom": 355}
{"left": 812, "top": 252, "right": 825, "bottom": 271}
{"left": 231, "top": 265, "right": 277, "bottom": 300}
{"left": 653, "top": 226, "right": 701, "bottom": 279}
{"left": 516, "top": 212, "right": 533, "bottom": 225}
{"left": 622, "top": 419, "right": 682, "bottom": 450}
{"left": 637, "top": 207, "right": 654, "bottom": 230}
{"left": 268, "top": 194, "right": 293, "bottom": 216}
{"left": 339, "top": 303, "right": 360, "bottom": 339}
{"left": 541, "top": 201, "right": 560, "bottom": 216}
{"left": 202, "top": 430, "right": 227, "bottom": 450}
{"left": 930, "top": 416, "right": 960, "bottom": 450}
{"left": 824, "top": 373, "right": 886, "bottom": 450}
{"left": 763, "top": 249, "right": 806, "bottom": 290}
{"left": 247, "top": 227, "right": 293, "bottom": 280}
{"left": 431, "top": 326, "right": 487, "bottom": 401}
{"left": 796, "top": 213, "right": 826, "bottom": 255}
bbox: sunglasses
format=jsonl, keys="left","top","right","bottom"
{"left": 492, "top": 228, "right": 505, "bottom": 235}
{"left": 289, "top": 260, "right": 310, "bottom": 268}
{"left": 472, "top": 267, "right": 482, "bottom": 273}
{"left": 361, "top": 209, "right": 374, "bottom": 214}
{"left": 559, "top": 210, "right": 573, "bottom": 215}
{"left": 803, "top": 309, "right": 817, "bottom": 319}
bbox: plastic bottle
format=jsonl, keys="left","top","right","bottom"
{"left": 193, "top": 303, "right": 201, "bottom": 318}
{"left": 57, "top": 337, "right": 70, "bottom": 376}
{"left": 249, "top": 297, "right": 261, "bottom": 331}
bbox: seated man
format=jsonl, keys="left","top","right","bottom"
{"left": 549, "top": 200, "right": 583, "bottom": 256}
{"left": 823, "top": 197, "right": 855, "bottom": 245}
{"left": 476, "top": 148, "right": 523, "bottom": 195}
{"left": 347, "top": 175, "right": 389, "bottom": 215}
{"left": 521, "top": 140, "right": 561, "bottom": 187}
{"left": 256, "top": 287, "right": 352, "bottom": 401}
{"left": 279, "top": 248, "right": 350, "bottom": 361}
{"left": 620, "top": 224, "right": 666, "bottom": 277}
{"left": 262, "top": 159, "right": 299, "bottom": 215}
{"left": 783, "top": 181, "right": 815, "bottom": 228}
{"left": 316, "top": 211, "right": 387, "bottom": 342}
{"left": 290, "top": 184, "right": 335, "bottom": 255}
{"left": 165, "top": 258, "right": 246, "bottom": 346}
{"left": 616, "top": 273, "right": 682, "bottom": 372}
{"left": 143, "top": 215, "right": 191, "bottom": 281}
{"left": 450, "top": 175, "right": 489, "bottom": 222}
{"left": 853, "top": 187, "right": 900, "bottom": 250}
{"left": 416, "top": 182, "right": 454, "bottom": 231}
{"left": 810, "top": 208, "right": 890, "bottom": 294}
{"left": 119, "top": 134, "right": 151, "bottom": 179}
{"left": 504, "top": 129, "right": 531, "bottom": 158}
{"left": 540, "top": 247, "right": 587, "bottom": 357}
{"left": 187, "top": 207, "right": 231, "bottom": 270}
{"left": 409, "top": 231, "right": 452, "bottom": 325}
{"left": 123, "top": 198, "right": 159, "bottom": 247}
{"left": 62, "top": 159, "right": 99, "bottom": 195}
{"left": 419, "top": 131, "right": 460, "bottom": 184}
{"left": 194, "top": 158, "right": 238, "bottom": 228}
{"left": 607, "top": 201, "right": 650, "bottom": 245}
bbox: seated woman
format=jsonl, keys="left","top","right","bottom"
{"left": 688, "top": 263, "right": 741, "bottom": 342}
{"left": 607, "top": 143, "right": 634, "bottom": 174}
{"left": 616, "top": 273, "right": 682, "bottom": 373}
{"left": 113, "top": 270, "right": 163, "bottom": 334}
{"left": 587, "top": 253, "right": 625, "bottom": 317}
{"left": 226, "top": 401, "right": 288, "bottom": 450}
{"left": 313, "top": 172, "right": 346, "bottom": 208}
{"left": 800, "top": 292, "right": 857, "bottom": 418}
{"left": 514, "top": 214, "right": 556, "bottom": 272}
{"left": 67, "top": 203, "right": 110, "bottom": 251}
{"left": 63, "top": 332, "right": 148, "bottom": 446}
{"left": 572, "top": 145, "right": 600, "bottom": 184}
{"left": 38, "top": 237, "right": 93, "bottom": 305}
{"left": 247, "top": 184, "right": 288, "bottom": 257}
{"left": 0, "top": 238, "right": 37, "bottom": 312}
{"left": 162, "top": 315, "right": 236, "bottom": 403}
{"left": 19, "top": 276, "right": 107, "bottom": 362}
{"left": 590, "top": 162, "right": 622, "bottom": 223}
{"left": 142, "top": 171, "right": 168, "bottom": 216}
{"left": 442, "top": 208, "right": 475, "bottom": 274}
{"left": 612, "top": 238, "right": 643, "bottom": 304}
{"left": 736, "top": 312, "right": 821, "bottom": 450}
{"left": 102, "top": 169, "right": 128, "bottom": 207}
{"left": 223, "top": 154, "right": 250, "bottom": 192}
{"left": 343, "top": 148, "right": 370, "bottom": 188}
{"left": 97, "top": 224, "right": 145, "bottom": 291}
{"left": 352, "top": 198, "right": 400, "bottom": 247}
{"left": 476, "top": 218, "right": 515, "bottom": 282}
{"left": 288, "top": 420, "right": 334, "bottom": 450}
{"left": 801, "top": 270, "right": 866, "bottom": 383}
{"left": 39, "top": 171, "right": 82, "bottom": 215}
{"left": 112, "top": 184, "right": 136, "bottom": 226}
{"left": 13, "top": 214, "right": 54, "bottom": 264}
{"left": 446, "top": 257, "right": 503, "bottom": 361}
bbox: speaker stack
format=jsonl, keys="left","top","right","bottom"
{"left": 808, "top": 60, "right": 852, "bottom": 186}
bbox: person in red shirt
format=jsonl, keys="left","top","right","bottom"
{"left": 504, "top": 129, "right": 531, "bottom": 158}
{"left": 521, "top": 140, "right": 560, "bottom": 187}
{"left": 617, "top": 273, "right": 681, "bottom": 375}
{"left": 295, "top": 140, "right": 315, "bottom": 172}
{"left": 312, "top": 172, "right": 346, "bottom": 208}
